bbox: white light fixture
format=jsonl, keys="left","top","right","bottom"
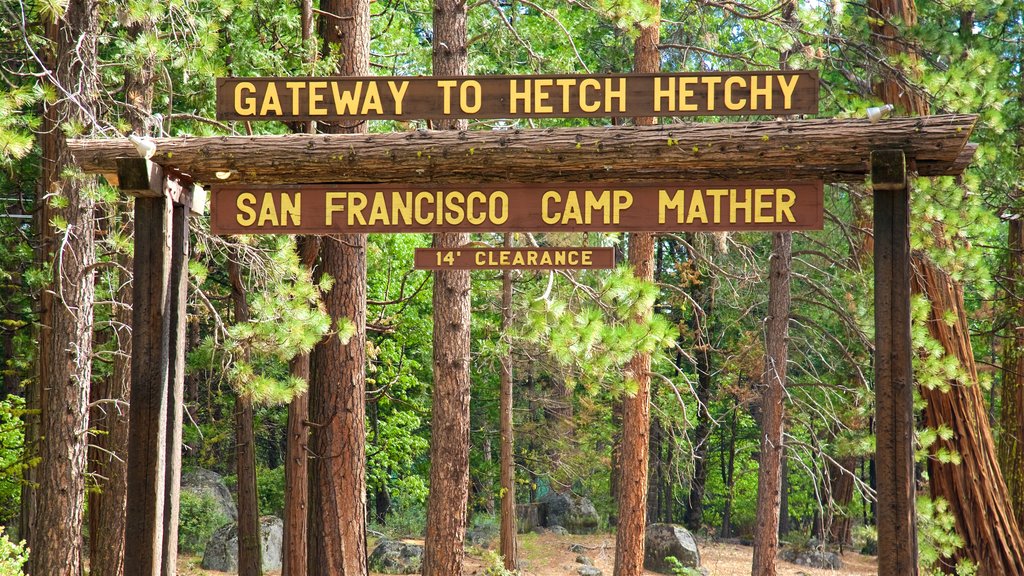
{"left": 215, "top": 170, "right": 233, "bottom": 180}
{"left": 867, "top": 104, "right": 895, "bottom": 124}
{"left": 128, "top": 134, "right": 157, "bottom": 159}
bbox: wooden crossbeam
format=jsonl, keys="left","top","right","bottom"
{"left": 70, "top": 115, "right": 976, "bottom": 185}
{"left": 114, "top": 157, "right": 207, "bottom": 215}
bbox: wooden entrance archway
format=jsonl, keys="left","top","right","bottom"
{"left": 70, "top": 112, "right": 977, "bottom": 576}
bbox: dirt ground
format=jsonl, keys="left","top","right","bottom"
{"left": 180, "top": 531, "right": 878, "bottom": 575}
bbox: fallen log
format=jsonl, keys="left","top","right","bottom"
{"left": 68, "top": 115, "right": 977, "bottom": 185}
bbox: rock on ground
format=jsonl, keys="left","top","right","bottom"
{"left": 643, "top": 523, "right": 701, "bottom": 573}
{"left": 538, "top": 492, "right": 601, "bottom": 534}
{"left": 182, "top": 468, "right": 237, "bottom": 521}
{"left": 201, "top": 516, "right": 283, "bottom": 573}
{"left": 368, "top": 539, "right": 424, "bottom": 574}
{"left": 779, "top": 547, "right": 843, "bottom": 569}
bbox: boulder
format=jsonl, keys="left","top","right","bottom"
{"left": 643, "top": 523, "right": 701, "bottom": 574}
{"left": 549, "top": 525, "right": 569, "bottom": 535}
{"left": 517, "top": 502, "right": 541, "bottom": 534}
{"left": 182, "top": 468, "right": 237, "bottom": 521}
{"left": 576, "top": 555, "right": 593, "bottom": 565}
{"left": 538, "top": 492, "right": 600, "bottom": 534}
{"left": 368, "top": 539, "right": 423, "bottom": 574}
{"left": 201, "top": 516, "right": 283, "bottom": 573}
{"left": 577, "top": 567, "right": 602, "bottom": 576}
{"left": 779, "top": 548, "right": 843, "bottom": 569}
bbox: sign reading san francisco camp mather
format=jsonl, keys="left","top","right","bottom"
{"left": 209, "top": 181, "right": 824, "bottom": 235}
{"left": 215, "top": 71, "right": 818, "bottom": 121}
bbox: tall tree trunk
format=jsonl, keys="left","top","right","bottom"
{"left": 721, "top": 397, "right": 739, "bottom": 538}
{"left": 499, "top": 233, "right": 518, "bottom": 571}
{"left": 999, "top": 218, "right": 1024, "bottom": 528}
{"left": 684, "top": 247, "right": 715, "bottom": 532}
{"left": 614, "top": 8, "right": 659, "bottom": 575}
{"left": 750, "top": 232, "right": 791, "bottom": 576}
{"left": 307, "top": 0, "right": 370, "bottom": 573}
{"left": 827, "top": 456, "right": 858, "bottom": 545}
{"left": 87, "top": 17, "right": 153, "bottom": 571}
{"left": 30, "top": 0, "right": 98, "bottom": 572}
{"left": 421, "top": 0, "right": 472, "bottom": 573}
{"left": 911, "top": 260, "right": 1024, "bottom": 574}
{"left": 284, "top": 237, "right": 318, "bottom": 576}
{"left": 229, "top": 257, "right": 263, "bottom": 576}
{"left": 867, "top": 0, "right": 1024, "bottom": 570}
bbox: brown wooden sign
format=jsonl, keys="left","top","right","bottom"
{"left": 414, "top": 247, "right": 615, "bottom": 270}
{"left": 215, "top": 71, "right": 818, "bottom": 121}
{"left": 209, "top": 181, "right": 823, "bottom": 235}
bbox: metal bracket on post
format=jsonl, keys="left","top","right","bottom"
{"left": 871, "top": 148, "right": 919, "bottom": 576}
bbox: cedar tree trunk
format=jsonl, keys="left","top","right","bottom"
{"left": 750, "top": 231, "right": 792, "bottom": 576}
{"left": 30, "top": 0, "right": 98, "bottom": 573}
{"left": 499, "top": 233, "right": 518, "bottom": 570}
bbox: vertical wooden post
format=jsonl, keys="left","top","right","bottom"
{"left": 124, "top": 186, "right": 171, "bottom": 576}
{"left": 162, "top": 195, "right": 190, "bottom": 575}
{"left": 872, "top": 149, "right": 918, "bottom": 575}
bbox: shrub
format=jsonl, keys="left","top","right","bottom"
{"left": 178, "top": 491, "right": 229, "bottom": 554}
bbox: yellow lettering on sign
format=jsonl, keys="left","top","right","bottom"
{"left": 676, "top": 77, "right": 697, "bottom": 112}
{"left": 348, "top": 193, "right": 368, "bottom": 225}
{"left": 755, "top": 188, "right": 774, "bottom": 223}
{"left": 654, "top": 77, "right": 673, "bottom": 113}
{"left": 362, "top": 82, "right": 383, "bottom": 115}
{"left": 389, "top": 81, "right": 409, "bottom": 115}
{"left": 586, "top": 190, "right": 612, "bottom": 224}
{"left": 331, "top": 82, "right": 363, "bottom": 115}
{"left": 542, "top": 191, "right": 561, "bottom": 224}
{"left": 510, "top": 80, "right": 530, "bottom": 114}
{"left": 659, "top": 189, "right": 685, "bottom": 224}
{"left": 438, "top": 80, "right": 458, "bottom": 114}
{"left": 688, "top": 190, "right": 708, "bottom": 224}
{"left": 260, "top": 83, "right": 283, "bottom": 116}
{"left": 724, "top": 77, "right": 746, "bottom": 111}
{"left": 527, "top": 251, "right": 538, "bottom": 266}
{"left": 749, "top": 76, "right": 772, "bottom": 110}
{"left": 282, "top": 193, "right": 301, "bottom": 226}
{"left": 462, "top": 81, "right": 482, "bottom": 114}
{"left": 534, "top": 79, "right": 553, "bottom": 114}
{"left": 467, "top": 191, "right": 487, "bottom": 225}
{"left": 286, "top": 81, "right": 305, "bottom": 115}
{"left": 392, "top": 192, "right": 413, "bottom": 225}
{"left": 258, "top": 192, "right": 279, "bottom": 226}
{"left": 702, "top": 77, "right": 722, "bottom": 110}
{"left": 606, "top": 78, "right": 626, "bottom": 113}
{"left": 235, "top": 82, "right": 257, "bottom": 116}
{"left": 414, "top": 192, "right": 434, "bottom": 225}
{"left": 325, "top": 192, "right": 346, "bottom": 226}
{"left": 581, "top": 250, "right": 592, "bottom": 265}
{"left": 237, "top": 192, "right": 257, "bottom": 226}
{"left": 491, "top": 192, "right": 509, "bottom": 224}
{"left": 613, "top": 190, "right": 632, "bottom": 223}
{"left": 556, "top": 78, "right": 576, "bottom": 113}
{"left": 777, "top": 75, "right": 799, "bottom": 109}
{"left": 579, "top": 79, "right": 601, "bottom": 113}
{"left": 705, "top": 189, "right": 728, "bottom": 222}
{"left": 777, "top": 188, "right": 796, "bottom": 222}
{"left": 731, "top": 188, "right": 753, "bottom": 224}
{"left": 308, "top": 81, "right": 328, "bottom": 116}
{"left": 444, "top": 191, "right": 466, "bottom": 224}
{"left": 368, "top": 194, "right": 389, "bottom": 225}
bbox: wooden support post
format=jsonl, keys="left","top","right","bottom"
{"left": 872, "top": 149, "right": 918, "bottom": 576}
{"left": 162, "top": 191, "right": 191, "bottom": 575}
{"left": 120, "top": 157, "right": 194, "bottom": 576}
{"left": 123, "top": 166, "right": 172, "bottom": 576}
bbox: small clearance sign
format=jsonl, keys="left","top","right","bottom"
{"left": 415, "top": 247, "right": 616, "bottom": 270}
{"left": 215, "top": 71, "right": 818, "bottom": 121}
{"left": 208, "top": 181, "right": 824, "bottom": 235}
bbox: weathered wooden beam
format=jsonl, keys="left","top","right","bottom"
{"left": 70, "top": 115, "right": 976, "bottom": 184}
{"left": 872, "top": 149, "right": 918, "bottom": 574}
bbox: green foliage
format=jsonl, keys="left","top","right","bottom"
{"left": 664, "top": 556, "right": 702, "bottom": 576}
{"left": 0, "top": 527, "right": 28, "bottom": 576}
{"left": 256, "top": 466, "right": 285, "bottom": 518}
{"left": 178, "top": 491, "right": 230, "bottom": 554}
{"left": 917, "top": 496, "right": 977, "bottom": 575}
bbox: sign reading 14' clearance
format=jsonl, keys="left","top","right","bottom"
{"left": 216, "top": 71, "right": 818, "bottom": 121}
{"left": 209, "top": 181, "right": 824, "bottom": 235}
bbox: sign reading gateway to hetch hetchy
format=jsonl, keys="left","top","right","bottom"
{"left": 209, "top": 181, "right": 824, "bottom": 235}
{"left": 216, "top": 71, "right": 818, "bottom": 121}
{"left": 415, "top": 247, "right": 615, "bottom": 270}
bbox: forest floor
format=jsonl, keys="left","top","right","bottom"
{"left": 179, "top": 531, "right": 879, "bottom": 575}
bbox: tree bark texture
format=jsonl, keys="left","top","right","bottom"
{"left": 499, "top": 233, "right": 519, "bottom": 571}
{"left": 614, "top": 9, "right": 658, "bottom": 575}
{"left": 750, "top": 232, "right": 791, "bottom": 576}
{"left": 614, "top": 8, "right": 660, "bottom": 574}
{"left": 307, "top": 0, "right": 370, "bottom": 573}
{"left": 422, "top": 0, "right": 472, "bottom": 573}
{"left": 283, "top": 236, "right": 318, "bottom": 576}
{"left": 31, "top": 2, "right": 99, "bottom": 572}
{"left": 69, "top": 115, "right": 977, "bottom": 185}
{"left": 685, "top": 254, "right": 715, "bottom": 532}
{"left": 230, "top": 256, "right": 264, "bottom": 576}
{"left": 88, "top": 16, "right": 155, "bottom": 573}
{"left": 911, "top": 256, "right": 1024, "bottom": 575}
{"left": 999, "top": 218, "right": 1024, "bottom": 529}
